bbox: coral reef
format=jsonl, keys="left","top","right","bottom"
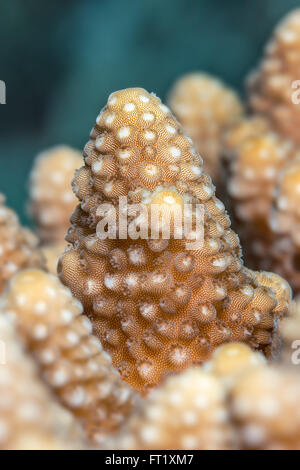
{"left": 104, "top": 367, "right": 235, "bottom": 450}
{"left": 168, "top": 73, "right": 243, "bottom": 186}
{"left": 0, "top": 314, "right": 85, "bottom": 450}
{"left": 0, "top": 269, "right": 136, "bottom": 445}
{"left": 0, "top": 194, "right": 44, "bottom": 294}
{"left": 248, "top": 9, "right": 300, "bottom": 144}
{"left": 29, "top": 145, "right": 82, "bottom": 244}
{"left": 58, "top": 87, "right": 291, "bottom": 393}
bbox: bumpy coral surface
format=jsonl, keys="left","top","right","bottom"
{"left": 0, "top": 269, "right": 135, "bottom": 445}
{"left": 104, "top": 368, "right": 235, "bottom": 450}
{"left": 0, "top": 314, "right": 85, "bottom": 450}
{"left": 0, "top": 194, "right": 44, "bottom": 294}
{"left": 41, "top": 242, "right": 67, "bottom": 275}
{"left": 231, "top": 365, "right": 300, "bottom": 449}
{"left": 58, "top": 88, "right": 291, "bottom": 393}
{"left": 248, "top": 9, "right": 300, "bottom": 144}
{"left": 29, "top": 146, "right": 82, "bottom": 243}
{"left": 168, "top": 73, "right": 243, "bottom": 185}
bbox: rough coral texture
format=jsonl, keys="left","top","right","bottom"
{"left": 58, "top": 88, "right": 291, "bottom": 393}
{"left": 230, "top": 365, "right": 300, "bottom": 450}
{"left": 0, "top": 269, "right": 136, "bottom": 445}
{"left": 0, "top": 314, "right": 85, "bottom": 450}
{"left": 29, "top": 146, "right": 82, "bottom": 244}
{"left": 0, "top": 194, "right": 44, "bottom": 294}
{"left": 104, "top": 367, "right": 235, "bottom": 450}
{"left": 248, "top": 9, "right": 300, "bottom": 144}
{"left": 41, "top": 242, "right": 67, "bottom": 275}
{"left": 168, "top": 73, "right": 243, "bottom": 186}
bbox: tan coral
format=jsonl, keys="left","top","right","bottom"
{"left": 0, "top": 314, "right": 85, "bottom": 450}
{"left": 104, "top": 368, "right": 235, "bottom": 450}
{"left": 248, "top": 9, "right": 300, "bottom": 144}
{"left": 29, "top": 145, "right": 82, "bottom": 243}
{"left": 41, "top": 242, "right": 67, "bottom": 275}
{"left": 0, "top": 269, "right": 136, "bottom": 445}
{"left": 230, "top": 364, "right": 300, "bottom": 449}
{"left": 0, "top": 194, "right": 44, "bottom": 294}
{"left": 58, "top": 87, "right": 291, "bottom": 394}
{"left": 223, "top": 117, "right": 297, "bottom": 274}
{"left": 168, "top": 73, "right": 243, "bottom": 186}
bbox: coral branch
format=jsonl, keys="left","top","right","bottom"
{"left": 0, "top": 269, "right": 136, "bottom": 445}
{"left": 168, "top": 73, "right": 243, "bottom": 186}
{"left": 29, "top": 146, "right": 82, "bottom": 244}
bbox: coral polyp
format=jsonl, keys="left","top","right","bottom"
{"left": 58, "top": 88, "right": 291, "bottom": 393}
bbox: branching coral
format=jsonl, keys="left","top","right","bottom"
{"left": 104, "top": 367, "right": 235, "bottom": 450}
{"left": 29, "top": 146, "right": 82, "bottom": 244}
{"left": 58, "top": 88, "right": 291, "bottom": 393}
{"left": 248, "top": 9, "right": 300, "bottom": 144}
{"left": 0, "top": 269, "right": 136, "bottom": 445}
{"left": 0, "top": 194, "right": 44, "bottom": 294}
{"left": 41, "top": 242, "right": 67, "bottom": 275}
{"left": 0, "top": 314, "right": 85, "bottom": 450}
{"left": 168, "top": 73, "right": 243, "bottom": 186}
{"left": 230, "top": 365, "right": 300, "bottom": 450}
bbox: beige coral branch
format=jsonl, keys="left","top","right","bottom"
{"left": 58, "top": 88, "right": 292, "bottom": 393}
{"left": 0, "top": 194, "right": 44, "bottom": 294}
{"left": 0, "top": 269, "right": 136, "bottom": 445}
{"left": 0, "top": 314, "right": 85, "bottom": 450}
{"left": 168, "top": 73, "right": 243, "bottom": 187}
{"left": 248, "top": 9, "right": 300, "bottom": 144}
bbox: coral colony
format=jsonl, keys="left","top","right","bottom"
{"left": 3, "top": 7, "right": 300, "bottom": 451}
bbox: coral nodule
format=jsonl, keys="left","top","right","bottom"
{"left": 29, "top": 145, "right": 82, "bottom": 244}
{"left": 58, "top": 88, "right": 291, "bottom": 393}
{"left": 0, "top": 269, "right": 135, "bottom": 445}
{"left": 0, "top": 194, "right": 44, "bottom": 294}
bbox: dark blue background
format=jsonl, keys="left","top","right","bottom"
{"left": 0, "top": 0, "right": 299, "bottom": 222}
